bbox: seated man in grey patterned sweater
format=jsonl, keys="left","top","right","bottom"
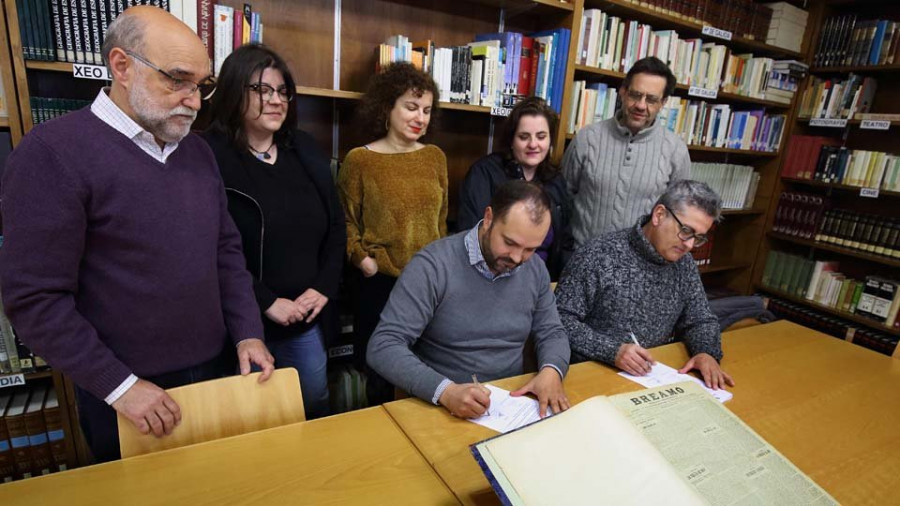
{"left": 367, "top": 181, "right": 571, "bottom": 419}
{"left": 556, "top": 180, "right": 734, "bottom": 390}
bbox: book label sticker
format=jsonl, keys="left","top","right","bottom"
{"left": 808, "top": 118, "right": 847, "bottom": 128}
{"left": 860, "top": 120, "right": 890, "bottom": 131}
{"left": 327, "top": 344, "right": 353, "bottom": 359}
{"left": 859, "top": 187, "right": 880, "bottom": 198}
{"left": 491, "top": 106, "right": 511, "bottom": 117}
{"left": 701, "top": 25, "right": 733, "bottom": 41}
{"left": 73, "top": 63, "right": 111, "bottom": 81}
{"left": 0, "top": 374, "right": 25, "bottom": 389}
{"left": 688, "top": 86, "right": 718, "bottom": 99}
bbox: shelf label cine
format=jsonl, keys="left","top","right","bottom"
{"left": 491, "top": 106, "right": 511, "bottom": 117}
{"left": 808, "top": 118, "right": 847, "bottom": 128}
{"left": 859, "top": 187, "right": 880, "bottom": 199}
{"left": 860, "top": 120, "right": 890, "bottom": 131}
{"left": 0, "top": 373, "right": 25, "bottom": 389}
{"left": 73, "top": 63, "right": 111, "bottom": 81}
{"left": 688, "top": 86, "right": 718, "bottom": 99}
{"left": 701, "top": 25, "right": 733, "bottom": 41}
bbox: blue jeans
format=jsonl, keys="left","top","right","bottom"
{"left": 266, "top": 324, "right": 330, "bottom": 419}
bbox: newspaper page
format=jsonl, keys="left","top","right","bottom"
{"left": 608, "top": 382, "right": 838, "bottom": 506}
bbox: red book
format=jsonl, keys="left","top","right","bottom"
{"left": 233, "top": 10, "right": 243, "bottom": 51}
{"left": 519, "top": 36, "right": 534, "bottom": 97}
{"left": 529, "top": 41, "right": 543, "bottom": 97}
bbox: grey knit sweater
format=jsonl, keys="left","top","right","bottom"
{"left": 561, "top": 114, "right": 691, "bottom": 246}
{"left": 555, "top": 216, "right": 722, "bottom": 365}
{"left": 366, "top": 231, "right": 570, "bottom": 403}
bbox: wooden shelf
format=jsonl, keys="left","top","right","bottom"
{"left": 721, "top": 209, "right": 764, "bottom": 216}
{"left": 0, "top": 369, "right": 53, "bottom": 381}
{"left": 687, "top": 145, "right": 778, "bottom": 157}
{"left": 698, "top": 262, "right": 750, "bottom": 274}
{"left": 797, "top": 117, "right": 861, "bottom": 126}
{"left": 296, "top": 86, "right": 362, "bottom": 100}
{"left": 781, "top": 177, "right": 900, "bottom": 198}
{"left": 25, "top": 60, "right": 73, "bottom": 72}
{"left": 757, "top": 285, "right": 900, "bottom": 337}
{"left": 585, "top": 0, "right": 803, "bottom": 59}
{"left": 810, "top": 64, "right": 900, "bottom": 74}
{"left": 574, "top": 65, "right": 790, "bottom": 109}
{"left": 295, "top": 86, "right": 492, "bottom": 113}
{"left": 768, "top": 231, "right": 900, "bottom": 268}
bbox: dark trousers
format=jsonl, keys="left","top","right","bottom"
{"left": 75, "top": 352, "right": 231, "bottom": 463}
{"left": 353, "top": 271, "right": 397, "bottom": 406}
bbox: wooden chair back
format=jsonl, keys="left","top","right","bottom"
{"left": 118, "top": 368, "right": 305, "bottom": 458}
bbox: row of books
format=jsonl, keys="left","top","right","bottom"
{"left": 576, "top": 8, "right": 787, "bottom": 103}
{"left": 764, "top": 2, "right": 808, "bottom": 53}
{"left": 378, "top": 29, "right": 570, "bottom": 113}
{"left": 690, "top": 163, "right": 759, "bottom": 210}
{"left": 782, "top": 136, "right": 899, "bottom": 190}
{"left": 797, "top": 74, "right": 877, "bottom": 120}
{"left": 765, "top": 297, "right": 898, "bottom": 356}
{"left": 659, "top": 99, "right": 786, "bottom": 152}
{"left": 761, "top": 59, "right": 807, "bottom": 105}
{"left": 0, "top": 282, "right": 47, "bottom": 375}
{"left": 15, "top": 0, "right": 263, "bottom": 73}
{"left": 566, "top": 81, "right": 617, "bottom": 134}
{"left": 771, "top": 191, "right": 827, "bottom": 240}
{"left": 29, "top": 97, "right": 90, "bottom": 125}
{"left": 762, "top": 252, "right": 900, "bottom": 328}
{"left": 813, "top": 16, "right": 900, "bottom": 68}
{"left": 0, "top": 385, "right": 71, "bottom": 482}
{"left": 620, "top": 0, "right": 776, "bottom": 43}
{"left": 816, "top": 211, "right": 900, "bottom": 260}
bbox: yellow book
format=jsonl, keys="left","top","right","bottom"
{"left": 471, "top": 382, "right": 837, "bottom": 506}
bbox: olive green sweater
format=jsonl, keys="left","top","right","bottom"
{"left": 337, "top": 145, "right": 448, "bottom": 277}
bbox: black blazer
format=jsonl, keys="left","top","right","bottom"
{"left": 457, "top": 152, "right": 574, "bottom": 280}
{"left": 201, "top": 128, "right": 346, "bottom": 346}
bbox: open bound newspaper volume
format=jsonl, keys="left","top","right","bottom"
{"left": 470, "top": 382, "right": 837, "bottom": 506}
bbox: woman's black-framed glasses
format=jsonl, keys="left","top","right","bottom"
{"left": 663, "top": 205, "right": 709, "bottom": 247}
{"left": 125, "top": 50, "right": 217, "bottom": 100}
{"left": 246, "top": 83, "right": 294, "bottom": 103}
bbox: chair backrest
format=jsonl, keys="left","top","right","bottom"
{"left": 118, "top": 368, "right": 305, "bottom": 458}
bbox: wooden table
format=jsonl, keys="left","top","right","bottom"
{"left": 0, "top": 407, "right": 459, "bottom": 505}
{"left": 383, "top": 320, "right": 900, "bottom": 505}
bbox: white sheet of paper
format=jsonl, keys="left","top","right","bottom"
{"left": 469, "top": 385, "right": 551, "bottom": 433}
{"left": 618, "top": 362, "right": 733, "bottom": 403}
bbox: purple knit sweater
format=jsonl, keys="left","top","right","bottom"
{"left": 0, "top": 109, "right": 264, "bottom": 400}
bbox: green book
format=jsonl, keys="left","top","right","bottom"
{"left": 836, "top": 279, "right": 852, "bottom": 311}
{"left": 761, "top": 250, "right": 777, "bottom": 287}
{"left": 779, "top": 254, "right": 799, "bottom": 293}
{"left": 770, "top": 252, "right": 788, "bottom": 291}
{"left": 849, "top": 282, "right": 865, "bottom": 313}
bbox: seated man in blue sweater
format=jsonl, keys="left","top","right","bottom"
{"left": 556, "top": 180, "right": 734, "bottom": 390}
{"left": 367, "top": 181, "right": 571, "bottom": 418}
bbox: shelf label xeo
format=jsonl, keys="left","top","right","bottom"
{"left": 73, "top": 63, "right": 112, "bottom": 81}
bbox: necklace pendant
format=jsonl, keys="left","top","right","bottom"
{"left": 261, "top": 152, "right": 271, "bottom": 160}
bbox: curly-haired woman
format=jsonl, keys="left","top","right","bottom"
{"left": 337, "top": 62, "right": 447, "bottom": 405}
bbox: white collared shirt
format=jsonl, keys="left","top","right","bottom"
{"left": 90, "top": 88, "right": 180, "bottom": 163}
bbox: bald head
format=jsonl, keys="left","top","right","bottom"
{"left": 103, "top": 6, "right": 208, "bottom": 75}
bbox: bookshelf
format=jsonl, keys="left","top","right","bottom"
{"left": 751, "top": 0, "right": 900, "bottom": 352}
{"left": 0, "top": 0, "right": 22, "bottom": 145}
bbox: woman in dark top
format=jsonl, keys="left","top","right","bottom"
{"left": 458, "top": 96, "right": 574, "bottom": 279}
{"left": 202, "top": 44, "right": 345, "bottom": 419}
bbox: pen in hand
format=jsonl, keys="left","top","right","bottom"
{"left": 630, "top": 332, "right": 654, "bottom": 373}
{"left": 472, "top": 374, "right": 491, "bottom": 416}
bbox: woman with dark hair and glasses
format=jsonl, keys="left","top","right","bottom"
{"left": 201, "top": 44, "right": 346, "bottom": 419}
{"left": 457, "top": 96, "right": 574, "bottom": 280}
{"left": 337, "top": 61, "right": 447, "bottom": 406}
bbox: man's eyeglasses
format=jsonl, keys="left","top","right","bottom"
{"left": 625, "top": 89, "right": 663, "bottom": 107}
{"left": 126, "top": 51, "right": 217, "bottom": 100}
{"left": 664, "top": 205, "right": 709, "bottom": 247}
{"left": 246, "top": 83, "right": 294, "bottom": 103}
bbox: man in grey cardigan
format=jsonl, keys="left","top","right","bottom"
{"left": 367, "top": 181, "right": 571, "bottom": 419}
{"left": 561, "top": 57, "right": 690, "bottom": 246}
{"left": 556, "top": 180, "right": 734, "bottom": 390}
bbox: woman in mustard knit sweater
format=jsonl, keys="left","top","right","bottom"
{"left": 337, "top": 62, "right": 448, "bottom": 405}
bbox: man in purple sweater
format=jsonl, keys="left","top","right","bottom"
{"left": 0, "top": 7, "right": 274, "bottom": 462}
